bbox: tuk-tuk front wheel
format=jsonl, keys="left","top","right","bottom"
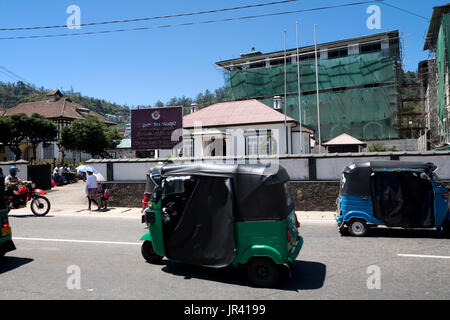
{"left": 247, "top": 258, "right": 280, "bottom": 288}
{"left": 141, "top": 241, "right": 163, "bottom": 264}
{"left": 347, "top": 219, "right": 368, "bottom": 237}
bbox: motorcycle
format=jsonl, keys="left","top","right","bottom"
{"left": 5, "top": 181, "right": 51, "bottom": 216}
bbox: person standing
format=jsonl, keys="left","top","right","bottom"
{"left": 85, "top": 170, "right": 100, "bottom": 211}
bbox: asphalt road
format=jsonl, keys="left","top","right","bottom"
{"left": 1, "top": 213, "right": 449, "bottom": 300}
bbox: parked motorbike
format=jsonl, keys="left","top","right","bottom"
{"left": 5, "top": 181, "right": 51, "bottom": 216}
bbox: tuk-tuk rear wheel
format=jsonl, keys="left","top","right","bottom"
{"left": 347, "top": 219, "right": 368, "bottom": 237}
{"left": 141, "top": 241, "right": 163, "bottom": 264}
{"left": 247, "top": 258, "right": 280, "bottom": 288}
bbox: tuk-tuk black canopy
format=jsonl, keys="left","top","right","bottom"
{"left": 341, "top": 161, "right": 437, "bottom": 197}
{"left": 161, "top": 163, "right": 293, "bottom": 222}
{"left": 341, "top": 161, "right": 437, "bottom": 228}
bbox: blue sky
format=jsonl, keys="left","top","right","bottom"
{"left": 0, "top": 1, "right": 445, "bottom": 107}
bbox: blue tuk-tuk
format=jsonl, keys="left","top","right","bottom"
{"left": 335, "top": 161, "right": 450, "bottom": 237}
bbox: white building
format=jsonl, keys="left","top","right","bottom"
{"left": 178, "top": 99, "right": 313, "bottom": 157}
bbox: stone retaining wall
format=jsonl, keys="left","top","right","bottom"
{"left": 105, "top": 180, "right": 450, "bottom": 212}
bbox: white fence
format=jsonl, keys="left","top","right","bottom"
{"left": 0, "top": 160, "right": 28, "bottom": 181}
{"left": 86, "top": 151, "right": 450, "bottom": 182}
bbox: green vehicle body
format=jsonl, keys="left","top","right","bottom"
{"left": 0, "top": 168, "right": 16, "bottom": 258}
{"left": 140, "top": 197, "right": 303, "bottom": 268}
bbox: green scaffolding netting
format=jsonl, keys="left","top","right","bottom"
{"left": 259, "top": 85, "right": 398, "bottom": 141}
{"left": 437, "top": 14, "right": 450, "bottom": 132}
{"left": 224, "top": 50, "right": 399, "bottom": 141}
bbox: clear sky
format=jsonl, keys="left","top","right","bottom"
{"left": 0, "top": 0, "right": 445, "bottom": 107}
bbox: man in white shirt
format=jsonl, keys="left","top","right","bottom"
{"left": 85, "top": 170, "right": 100, "bottom": 211}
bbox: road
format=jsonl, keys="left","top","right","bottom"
{"left": 1, "top": 211, "right": 449, "bottom": 300}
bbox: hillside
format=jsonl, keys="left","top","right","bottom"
{"left": 0, "top": 81, "right": 130, "bottom": 122}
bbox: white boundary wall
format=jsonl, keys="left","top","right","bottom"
{"left": 86, "top": 151, "right": 450, "bottom": 181}
{"left": 0, "top": 160, "right": 28, "bottom": 181}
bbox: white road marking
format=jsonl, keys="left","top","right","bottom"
{"left": 398, "top": 254, "right": 450, "bottom": 259}
{"left": 13, "top": 237, "right": 141, "bottom": 246}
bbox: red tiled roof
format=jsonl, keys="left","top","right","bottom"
{"left": 3, "top": 97, "right": 116, "bottom": 125}
{"left": 323, "top": 133, "right": 365, "bottom": 146}
{"left": 183, "top": 99, "right": 303, "bottom": 129}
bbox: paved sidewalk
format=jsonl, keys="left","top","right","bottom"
{"left": 9, "top": 181, "right": 336, "bottom": 220}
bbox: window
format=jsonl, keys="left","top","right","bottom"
{"left": 270, "top": 58, "right": 285, "bottom": 67}
{"left": 248, "top": 61, "right": 265, "bottom": 69}
{"left": 183, "top": 138, "right": 194, "bottom": 157}
{"left": 328, "top": 47, "right": 348, "bottom": 59}
{"left": 360, "top": 42, "right": 381, "bottom": 54}
{"left": 298, "top": 53, "right": 315, "bottom": 61}
{"left": 245, "top": 130, "right": 273, "bottom": 156}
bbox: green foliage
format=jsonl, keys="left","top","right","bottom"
{"left": 27, "top": 113, "right": 58, "bottom": 160}
{"left": 0, "top": 81, "right": 130, "bottom": 122}
{"left": 154, "top": 87, "right": 227, "bottom": 115}
{"left": 0, "top": 113, "right": 58, "bottom": 160}
{"left": 60, "top": 117, "right": 121, "bottom": 157}
{"left": 368, "top": 143, "right": 397, "bottom": 152}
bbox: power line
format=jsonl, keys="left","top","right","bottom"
{"left": 379, "top": 1, "right": 430, "bottom": 22}
{"left": 0, "top": 0, "right": 298, "bottom": 32}
{"left": 0, "top": 65, "right": 35, "bottom": 88}
{"left": 0, "top": 0, "right": 384, "bottom": 41}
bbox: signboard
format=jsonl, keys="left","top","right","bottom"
{"left": 131, "top": 106, "right": 183, "bottom": 150}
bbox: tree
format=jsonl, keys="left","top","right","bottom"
{"left": 7, "top": 114, "right": 29, "bottom": 160}
{"left": 0, "top": 116, "right": 15, "bottom": 157}
{"left": 27, "top": 113, "right": 58, "bottom": 162}
{"left": 368, "top": 143, "right": 397, "bottom": 152}
{"left": 60, "top": 117, "right": 122, "bottom": 158}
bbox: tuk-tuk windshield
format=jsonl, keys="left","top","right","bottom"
{"left": 162, "top": 176, "right": 196, "bottom": 198}
{"left": 432, "top": 172, "right": 446, "bottom": 188}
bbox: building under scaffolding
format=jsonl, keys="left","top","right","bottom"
{"left": 423, "top": 4, "right": 450, "bottom": 148}
{"left": 216, "top": 30, "right": 403, "bottom": 143}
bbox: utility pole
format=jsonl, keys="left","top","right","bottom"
{"left": 284, "top": 29, "right": 288, "bottom": 155}
{"left": 314, "top": 24, "right": 322, "bottom": 153}
{"left": 296, "top": 21, "right": 304, "bottom": 154}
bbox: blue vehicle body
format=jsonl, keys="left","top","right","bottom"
{"left": 335, "top": 161, "right": 450, "bottom": 235}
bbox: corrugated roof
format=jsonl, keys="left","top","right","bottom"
{"left": 323, "top": 133, "right": 365, "bottom": 146}
{"left": 183, "top": 99, "right": 312, "bottom": 130}
{"left": 117, "top": 138, "right": 131, "bottom": 149}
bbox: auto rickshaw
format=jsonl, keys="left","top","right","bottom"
{"left": 0, "top": 168, "right": 16, "bottom": 259}
{"left": 140, "top": 163, "right": 303, "bottom": 287}
{"left": 335, "top": 161, "right": 450, "bottom": 237}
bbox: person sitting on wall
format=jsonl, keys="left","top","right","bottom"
{"left": 52, "top": 167, "right": 60, "bottom": 185}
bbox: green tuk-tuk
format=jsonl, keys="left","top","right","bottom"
{"left": 140, "top": 163, "right": 303, "bottom": 287}
{"left": 0, "top": 168, "right": 16, "bottom": 259}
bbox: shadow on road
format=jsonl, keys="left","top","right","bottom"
{"left": 0, "top": 256, "right": 33, "bottom": 274}
{"left": 160, "top": 259, "right": 326, "bottom": 291}
{"left": 364, "top": 228, "right": 448, "bottom": 239}
{"left": 8, "top": 214, "right": 54, "bottom": 219}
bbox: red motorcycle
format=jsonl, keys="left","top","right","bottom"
{"left": 6, "top": 181, "right": 51, "bottom": 216}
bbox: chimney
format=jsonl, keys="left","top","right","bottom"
{"left": 190, "top": 103, "right": 199, "bottom": 113}
{"left": 273, "top": 95, "right": 281, "bottom": 110}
